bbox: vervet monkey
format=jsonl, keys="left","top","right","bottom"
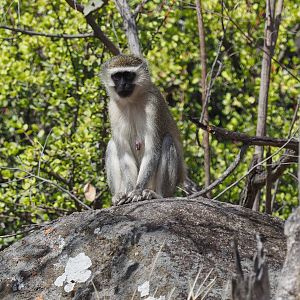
{"left": 101, "top": 54, "right": 186, "bottom": 205}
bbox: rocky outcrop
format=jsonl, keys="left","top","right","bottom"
{"left": 276, "top": 206, "right": 300, "bottom": 300}
{"left": 0, "top": 197, "right": 285, "bottom": 299}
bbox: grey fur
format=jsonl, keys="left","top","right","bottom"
{"left": 101, "top": 54, "right": 186, "bottom": 205}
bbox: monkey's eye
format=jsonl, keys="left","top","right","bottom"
{"left": 111, "top": 72, "right": 122, "bottom": 82}
{"left": 111, "top": 72, "right": 136, "bottom": 83}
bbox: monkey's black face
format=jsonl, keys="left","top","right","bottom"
{"left": 111, "top": 71, "right": 136, "bottom": 97}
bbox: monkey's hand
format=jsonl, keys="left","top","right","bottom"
{"left": 112, "top": 192, "right": 128, "bottom": 206}
{"left": 124, "top": 189, "right": 162, "bottom": 204}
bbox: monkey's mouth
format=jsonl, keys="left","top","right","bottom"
{"left": 115, "top": 84, "right": 135, "bottom": 98}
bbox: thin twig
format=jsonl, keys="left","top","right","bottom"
{"left": 195, "top": 0, "right": 211, "bottom": 192}
{"left": 133, "top": 0, "right": 149, "bottom": 17}
{"left": 0, "top": 166, "right": 91, "bottom": 210}
{"left": 213, "top": 131, "right": 298, "bottom": 200}
{"left": 0, "top": 223, "right": 47, "bottom": 238}
{"left": 0, "top": 175, "right": 32, "bottom": 186}
{"left": 65, "top": 0, "right": 120, "bottom": 55}
{"left": 0, "top": 25, "right": 94, "bottom": 38}
{"left": 38, "top": 128, "right": 52, "bottom": 177}
{"left": 288, "top": 97, "right": 300, "bottom": 138}
{"left": 223, "top": 5, "right": 300, "bottom": 84}
{"left": 199, "top": 20, "right": 227, "bottom": 123}
{"left": 148, "top": 241, "right": 165, "bottom": 280}
{"left": 265, "top": 147, "right": 272, "bottom": 214}
{"left": 190, "top": 145, "right": 248, "bottom": 198}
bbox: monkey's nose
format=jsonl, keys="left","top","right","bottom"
{"left": 122, "top": 83, "right": 133, "bottom": 91}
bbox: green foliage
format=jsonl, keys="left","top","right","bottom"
{"left": 0, "top": 0, "right": 299, "bottom": 248}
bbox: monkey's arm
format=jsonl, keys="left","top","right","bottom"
{"left": 116, "top": 138, "right": 138, "bottom": 192}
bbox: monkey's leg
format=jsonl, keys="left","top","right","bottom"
{"left": 106, "top": 139, "right": 140, "bottom": 205}
{"left": 125, "top": 134, "right": 178, "bottom": 203}
{"left": 155, "top": 134, "right": 179, "bottom": 197}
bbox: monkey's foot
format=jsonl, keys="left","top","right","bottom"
{"left": 141, "top": 189, "right": 162, "bottom": 200}
{"left": 124, "top": 189, "right": 162, "bottom": 204}
{"left": 112, "top": 192, "right": 128, "bottom": 206}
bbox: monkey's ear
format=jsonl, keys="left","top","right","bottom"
{"left": 141, "top": 57, "right": 150, "bottom": 71}
{"left": 99, "top": 62, "right": 110, "bottom": 85}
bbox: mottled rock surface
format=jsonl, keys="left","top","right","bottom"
{"left": 276, "top": 206, "right": 300, "bottom": 300}
{"left": 0, "top": 197, "right": 285, "bottom": 300}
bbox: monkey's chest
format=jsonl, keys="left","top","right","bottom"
{"left": 129, "top": 132, "right": 145, "bottom": 164}
{"left": 115, "top": 109, "right": 146, "bottom": 164}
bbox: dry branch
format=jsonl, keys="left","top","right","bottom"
{"left": 232, "top": 235, "right": 271, "bottom": 300}
{"left": 195, "top": 0, "right": 211, "bottom": 192}
{"left": 190, "top": 145, "right": 248, "bottom": 198}
{"left": 0, "top": 166, "right": 91, "bottom": 210}
{"left": 253, "top": 150, "right": 297, "bottom": 187}
{"left": 114, "top": 0, "right": 142, "bottom": 56}
{"left": 191, "top": 119, "right": 299, "bottom": 152}
{"left": 265, "top": 147, "right": 273, "bottom": 214}
{"left": 0, "top": 25, "right": 94, "bottom": 39}
{"left": 240, "top": 149, "right": 297, "bottom": 208}
{"left": 65, "top": 0, "right": 120, "bottom": 55}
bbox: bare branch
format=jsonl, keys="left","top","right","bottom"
{"left": 223, "top": 5, "right": 300, "bottom": 84}
{"left": 114, "top": 0, "right": 142, "bottom": 56}
{"left": 253, "top": 149, "right": 297, "bottom": 187}
{"left": 65, "top": 0, "right": 120, "bottom": 55}
{"left": 232, "top": 235, "right": 271, "bottom": 300}
{"left": 40, "top": 167, "right": 69, "bottom": 186}
{"left": 191, "top": 119, "right": 299, "bottom": 152}
{"left": 190, "top": 145, "right": 248, "bottom": 198}
{"left": 213, "top": 133, "right": 298, "bottom": 201}
{"left": 195, "top": 0, "right": 211, "bottom": 192}
{"left": 0, "top": 166, "right": 91, "bottom": 210}
{"left": 0, "top": 25, "right": 94, "bottom": 39}
{"left": 133, "top": 0, "right": 149, "bottom": 17}
{"left": 38, "top": 129, "right": 52, "bottom": 177}
{"left": 265, "top": 147, "right": 273, "bottom": 214}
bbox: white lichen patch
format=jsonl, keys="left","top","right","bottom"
{"left": 138, "top": 281, "right": 165, "bottom": 300}
{"left": 94, "top": 227, "right": 101, "bottom": 234}
{"left": 57, "top": 235, "right": 66, "bottom": 250}
{"left": 138, "top": 281, "right": 150, "bottom": 297}
{"left": 54, "top": 252, "right": 92, "bottom": 293}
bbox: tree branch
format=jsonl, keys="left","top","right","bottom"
{"left": 212, "top": 133, "right": 297, "bottom": 201}
{"left": 265, "top": 147, "right": 273, "bottom": 214}
{"left": 195, "top": 0, "right": 211, "bottom": 192}
{"left": 133, "top": 0, "right": 149, "bottom": 17}
{"left": 114, "top": 0, "right": 142, "bottom": 56}
{"left": 0, "top": 166, "right": 91, "bottom": 210}
{"left": 65, "top": 0, "right": 120, "bottom": 55}
{"left": 0, "top": 25, "right": 94, "bottom": 39}
{"left": 191, "top": 119, "right": 299, "bottom": 152}
{"left": 223, "top": 4, "right": 300, "bottom": 84}
{"left": 190, "top": 145, "right": 248, "bottom": 198}
{"left": 253, "top": 150, "right": 297, "bottom": 187}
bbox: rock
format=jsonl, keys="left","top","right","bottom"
{"left": 0, "top": 197, "right": 285, "bottom": 300}
{"left": 276, "top": 206, "right": 300, "bottom": 300}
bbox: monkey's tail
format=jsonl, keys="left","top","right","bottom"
{"left": 182, "top": 176, "right": 202, "bottom": 195}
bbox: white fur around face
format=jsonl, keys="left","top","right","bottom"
{"left": 105, "top": 66, "right": 141, "bottom": 87}
{"left": 102, "top": 65, "right": 151, "bottom": 104}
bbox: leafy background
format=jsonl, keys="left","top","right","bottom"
{"left": 0, "top": 0, "right": 299, "bottom": 249}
